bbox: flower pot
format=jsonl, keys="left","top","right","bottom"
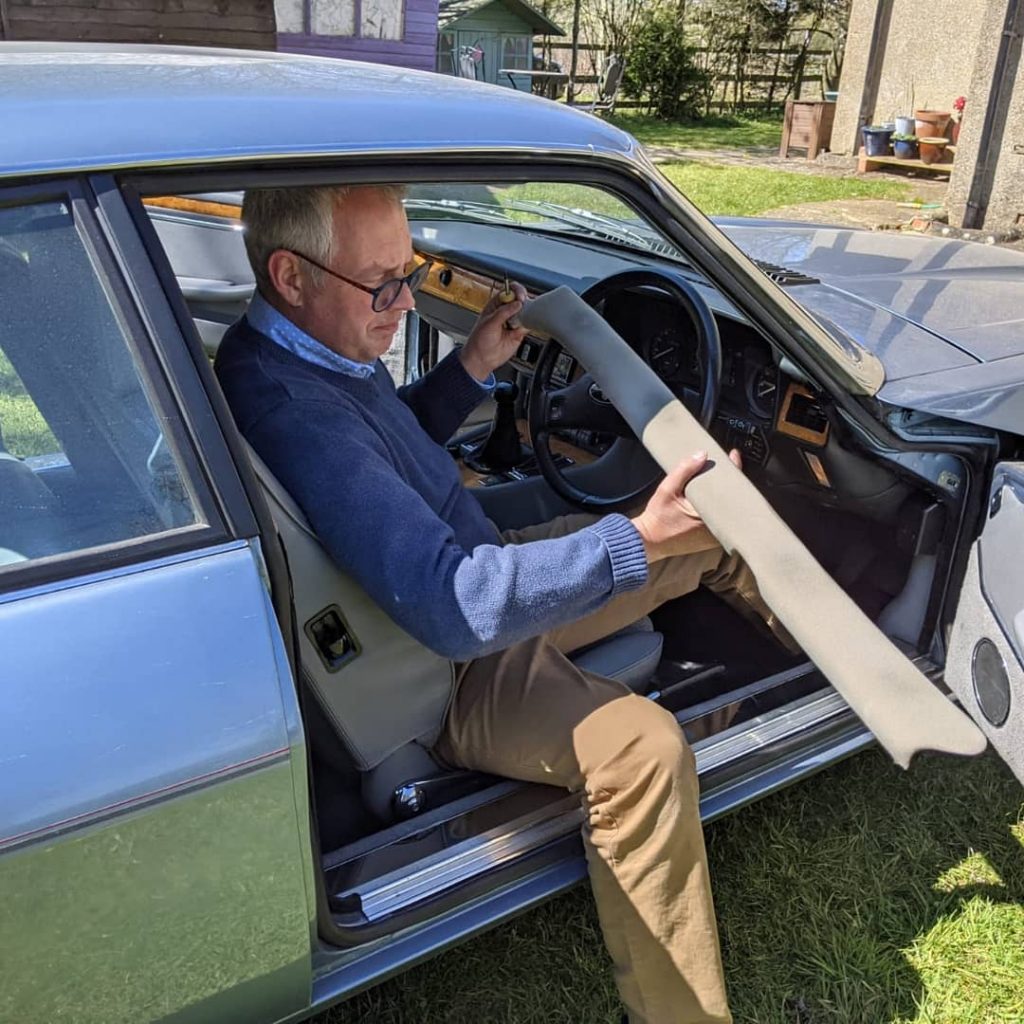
{"left": 918, "top": 137, "right": 949, "bottom": 165}
{"left": 893, "top": 138, "right": 919, "bottom": 160}
{"left": 861, "top": 125, "right": 894, "bottom": 157}
{"left": 914, "top": 109, "right": 951, "bottom": 137}
{"left": 951, "top": 120, "right": 961, "bottom": 145}
{"left": 895, "top": 115, "right": 915, "bottom": 135}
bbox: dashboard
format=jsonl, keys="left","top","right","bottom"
{"left": 413, "top": 240, "right": 832, "bottom": 474}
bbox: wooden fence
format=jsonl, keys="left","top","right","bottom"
{"left": 537, "top": 39, "right": 838, "bottom": 113}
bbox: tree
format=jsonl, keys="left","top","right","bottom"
{"left": 621, "top": 4, "right": 710, "bottom": 120}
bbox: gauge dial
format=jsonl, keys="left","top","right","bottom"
{"left": 747, "top": 363, "right": 778, "bottom": 420}
{"left": 646, "top": 328, "right": 684, "bottom": 379}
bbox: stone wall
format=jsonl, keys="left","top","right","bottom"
{"left": 832, "top": 0, "right": 986, "bottom": 156}
{"left": 947, "top": 0, "right": 1024, "bottom": 229}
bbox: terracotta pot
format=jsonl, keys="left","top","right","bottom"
{"left": 914, "top": 109, "right": 951, "bottom": 137}
{"left": 951, "top": 120, "right": 961, "bottom": 145}
{"left": 918, "top": 137, "right": 949, "bottom": 165}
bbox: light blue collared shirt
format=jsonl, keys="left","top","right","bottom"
{"left": 245, "top": 291, "right": 376, "bottom": 378}
{"left": 245, "top": 291, "right": 496, "bottom": 391}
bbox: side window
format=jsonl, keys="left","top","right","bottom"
{"left": 0, "top": 198, "right": 200, "bottom": 568}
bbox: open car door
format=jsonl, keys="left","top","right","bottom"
{"left": 522, "top": 287, "right": 987, "bottom": 768}
{"left": 944, "top": 463, "right": 1024, "bottom": 783}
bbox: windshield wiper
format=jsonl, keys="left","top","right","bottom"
{"left": 404, "top": 198, "right": 682, "bottom": 259}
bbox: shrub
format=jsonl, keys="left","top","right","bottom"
{"left": 622, "top": 6, "right": 710, "bottom": 121}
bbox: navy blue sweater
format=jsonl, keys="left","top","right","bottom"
{"left": 215, "top": 319, "right": 648, "bottom": 660}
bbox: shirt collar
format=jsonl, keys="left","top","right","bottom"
{"left": 245, "top": 291, "right": 376, "bottom": 379}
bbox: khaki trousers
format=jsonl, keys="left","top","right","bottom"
{"left": 435, "top": 515, "right": 770, "bottom": 1024}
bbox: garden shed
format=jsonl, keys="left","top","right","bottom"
{"left": 437, "top": 0, "right": 564, "bottom": 88}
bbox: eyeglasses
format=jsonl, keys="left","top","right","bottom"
{"left": 287, "top": 250, "right": 433, "bottom": 312}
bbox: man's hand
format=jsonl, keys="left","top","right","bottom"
{"left": 631, "top": 449, "right": 742, "bottom": 563}
{"left": 459, "top": 282, "right": 529, "bottom": 382}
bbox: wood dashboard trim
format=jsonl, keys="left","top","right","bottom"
{"left": 776, "top": 381, "right": 830, "bottom": 446}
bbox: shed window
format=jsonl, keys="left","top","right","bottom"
{"left": 501, "top": 35, "right": 531, "bottom": 70}
{"left": 311, "top": 0, "right": 355, "bottom": 35}
{"left": 362, "top": 0, "right": 404, "bottom": 40}
{"left": 438, "top": 31, "right": 456, "bottom": 74}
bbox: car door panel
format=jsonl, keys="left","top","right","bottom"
{"left": 0, "top": 542, "right": 314, "bottom": 1024}
{"left": 945, "top": 463, "right": 1024, "bottom": 783}
{"left": 0, "top": 182, "right": 314, "bottom": 1023}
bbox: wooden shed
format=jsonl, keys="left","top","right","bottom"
{"left": 276, "top": 0, "right": 438, "bottom": 72}
{"left": 0, "top": 0, "right": 276, "bottom": 49}
{"left": 437, "top": 0, "right": 563, "bottom": 88}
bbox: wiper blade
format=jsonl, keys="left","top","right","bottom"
{"left": 405, "top": 197, "right": 681, "bottom": 258}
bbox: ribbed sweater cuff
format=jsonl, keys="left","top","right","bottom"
{"left": 588, "top": 513, "right": 648, "bottom": 595}
{"left": 435, "top": 349, "right": 495, "bottom": 406}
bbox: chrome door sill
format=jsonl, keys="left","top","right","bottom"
{"left": 332, "top": 684, "right": 862, "bottom": 925}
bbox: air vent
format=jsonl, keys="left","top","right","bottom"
{"left": 754, "top": 260, "right": 819, "bottom": 286}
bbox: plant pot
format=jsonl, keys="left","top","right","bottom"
{"left": 893, "top": 138, "right": 919, "bottom": 160}
{"left": 861, "top": 125, "right": 894, "bottom": 157}
{"left": 895, "top": 115, "right": 915, "bottom": 135}
{"left": 914, "top": 109, "right": 951, "bottom": 137}
{"left": 918, "top": 137, "right": 949, "bottom": 165}
{"left": 951, "top": 120, "right": 961, "bottom": 145}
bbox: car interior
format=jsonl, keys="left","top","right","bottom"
{"left": 4, "top": 175, "right": 979, "bottom": 938}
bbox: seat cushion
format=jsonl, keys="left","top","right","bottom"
{"left": 569, "top": 627, "right": 663, "bottom": 693}
{"left": 362, "top": 622, "right": 664, "bottom": 820}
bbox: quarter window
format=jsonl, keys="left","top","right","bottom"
{"left": 0, "top": 199, "right": 199, "bottom": 568}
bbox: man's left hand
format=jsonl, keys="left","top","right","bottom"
{"left": 459, "top": 282, "right": 529, "bottom": 382}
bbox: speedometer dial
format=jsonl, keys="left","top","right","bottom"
{"left": 646, "top": 328, "right": 684, "bottom": 379}
{"left": 747, "top": 362, "right": 778, "bottom": 420}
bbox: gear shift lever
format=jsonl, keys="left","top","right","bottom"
{"left": 473, "top": 381, "right": 530, "bottom": 472}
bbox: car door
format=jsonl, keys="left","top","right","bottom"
{"left": 945, "top": 462, "right": 1024, "bottom": 783}
{"left": 0, "top": 181, "right": 314, "bottom": 1023}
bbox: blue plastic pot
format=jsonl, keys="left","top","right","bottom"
{"left": 861, "top": 125, "right": 894, "bottom": 156}
{"left": 893, "top": 139, "right": 919, "bottom": 160}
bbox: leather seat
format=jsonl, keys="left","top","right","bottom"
{"left": 246, "top": 445, "right": 663, "bottom": 821}
{"left": 0, "top": 445, "right": 61, "bottom": 560}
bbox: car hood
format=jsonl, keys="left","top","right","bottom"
{"left": 717, "top": 219, "right": 1024, "bottom": 432}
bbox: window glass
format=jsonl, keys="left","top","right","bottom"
{"left": 405, "top": 181, "right": 685, "bottom": 263}
{"left": 437, "top": 31, "right": 455, "bottom": 73}
{"left": 501, "top": 36, "right": 530, "bottom": 71}
{"left": 311, "top": 0, "right": 354, "bottom": 36}
{"left": 361, "top": 0, "right": 403, "bottom": 40}
{"left": 0, "top": 199, "right": 199, "bottom": 567}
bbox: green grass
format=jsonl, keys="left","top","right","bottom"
{"left": 319, "top": 749, "right": 1024, "bottom": 1024}
{"left": 0, "top": 350, "right": 57, "bottom": 457}
{"left": 659, "top": 162, "right": 912, "bottom": 217}
{"left": 607, "top": 112, "right": 784, "bottom": 152}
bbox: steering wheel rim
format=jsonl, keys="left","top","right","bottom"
{"left": 527, "top": 269, "right": 722, "bottom": 511}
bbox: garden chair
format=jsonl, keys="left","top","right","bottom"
{"left": 586, "top": 54, "right": 626, "bottom": 114}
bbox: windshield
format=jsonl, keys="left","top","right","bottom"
{"left": 405, "top": 182, "right": 686, "bottom": 262}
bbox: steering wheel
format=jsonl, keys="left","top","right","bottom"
{"left": 526, "top": 269, "right": 722, "bottom": 511}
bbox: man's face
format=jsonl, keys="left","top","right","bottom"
{"left": 289, "top": 189, "right": 416, "bottom": 363}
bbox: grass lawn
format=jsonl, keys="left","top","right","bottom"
{"left": 606, "top": 112, "right": 784, "bottom": 152}
{"left": 0, "top": 351, "right": 57, "bottom": 456}
{"left": 320, "top": 749, "right": 1023, "bottom": 1024}
{"left": 658, "top": 162, "right": 912, "bottom": 218}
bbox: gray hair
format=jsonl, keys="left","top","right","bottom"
{"left": 242, "top": 184, "right": 406, "bottom": 296}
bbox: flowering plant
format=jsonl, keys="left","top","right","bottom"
{"left": 953, "top": 95, "right": 966, "bottom": 120}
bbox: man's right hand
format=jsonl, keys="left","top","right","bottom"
{"left": 631, "top": 450, "right": 740, "bottom": 563}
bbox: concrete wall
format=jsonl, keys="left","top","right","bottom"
{"left": 832, "top": 0, "right": 986, "bottom": 156}
{"left": 947, "top": 0, "right": 1024, "bottom": 229}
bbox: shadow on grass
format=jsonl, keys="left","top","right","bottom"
{"left": 709, "top": 748, "right": 1024, "bottom": 1024}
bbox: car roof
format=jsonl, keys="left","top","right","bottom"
{"left": 1, "top": 43, "right": 638, "bottom": 180}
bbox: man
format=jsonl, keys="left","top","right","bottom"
{"left": 216, "top": 184, "right": 782, "bottom": 1024}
